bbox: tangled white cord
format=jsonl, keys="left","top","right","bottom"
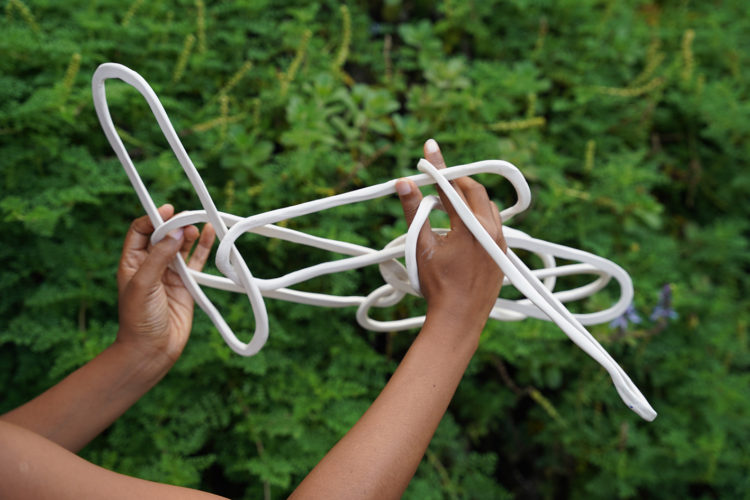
{"left": 92, "top": 63, "right": 656, "bottom": 421}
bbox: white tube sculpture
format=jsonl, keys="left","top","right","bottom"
{"left": 92, "top": 63, "right": 657, "bottom": 421}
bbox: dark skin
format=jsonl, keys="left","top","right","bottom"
{"left": 1, "top": 204, "right": 216, "bottom": 453}
{"left": 1, "top": 139, "right": 506, "bottom": 499}
{"left": 290, "top": 138, "right": 506, "bottom": 499}
{"left": 117, "top": 204, "right": 217, "bottom": 364}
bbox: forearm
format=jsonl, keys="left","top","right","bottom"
{"left": 291, "top": 310, "right": 483, "bottom": 500}
{"left": 0, "top": 336, "right": 173, "bottom": 452}
{"left": 0, "top": 420, "right": 226, "bottom": 499}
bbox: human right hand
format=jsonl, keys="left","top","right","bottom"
{"left": 395, "top": 139, "right": 507, "bottom": 332}
{"left": 292, "top": 139, "right": 508, "bottom": 500}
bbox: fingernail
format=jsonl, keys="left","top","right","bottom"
{"left": 168, "top": 228, "right": 184, "bottom": 241}
{"left": 425, "top": 138, "right": 439, "bottom": 154}
{"left": 396, "top": 180, "right": 412, "bottom": 195}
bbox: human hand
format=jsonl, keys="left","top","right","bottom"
{"left": 117, "top": 204, "right": 215, "bottom": 365}
{"left": 396, "top": 139, "right": 506, "bottom": 332}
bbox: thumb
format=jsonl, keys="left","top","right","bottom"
{"left": 396, "top": 178, "right": 434, "bottom": 249}
{"left": 396, "top": 179, "right": 423, "bottom": 227}
{"left": 133, "top": 229, "right": 185, "bottom": 289}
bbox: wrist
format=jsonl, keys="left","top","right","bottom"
{"left": 425, "top": 296, "right": 492, "bottom": 333}
{"left": 421, "top": 305, "right": 486, "bottom": 353}
{"left": 111, "top": 333, "right": 177, "bottom": 385}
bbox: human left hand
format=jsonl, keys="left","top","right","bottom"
{"left": 116, "top": 204, "right": 215, "bottom": 365}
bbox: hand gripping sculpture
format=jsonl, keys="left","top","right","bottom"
{"left": 92, "top": 63, "right": 657, "bottom": 421}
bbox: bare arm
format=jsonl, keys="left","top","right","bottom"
{"left": 1, "top": 139, "right": 503, "bottom": 499}
{"left": 0, "top": 204, "right": 215, "bottom": 452}
{"left": 0, "top": 206, "right": 225, "bottom": 499}
{"left": 291, "top": 139, "right": 507, "bottom": 499}
{"left": 0, "top": 419, "right": 226, "bottom": 499}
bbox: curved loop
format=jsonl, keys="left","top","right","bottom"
{"left": 213, "top": 160, "right": 532, "bottom": 287}
{"left": 93, "top": 63, "right": 655, "bottom": 421}
{"left": 356, "top": 284, "right": 423, "bottom": 332}
{"left": 405, "top": 195, "right": 441, "bottom": 296}
{"left": 92, "top": 63, "right": 267, "bottom": 356}
{"left": 416, "top": 159, "right": 656, "bottom": 421}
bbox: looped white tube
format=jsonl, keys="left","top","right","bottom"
{"left": 92, "top": 62, "right": 656, "bottom": 420}
{"left": 405, "top": 195, "right": 441, "bottom": 296}
{"left": 414, "top": 159, "right": 656, "bottom": 421}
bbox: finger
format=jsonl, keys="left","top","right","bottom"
{"left": 424, "top": 138, "right": 490, "bottom": 219}
{"left": 458, "top": 181, "right": 507, "bottom": 253}
{"left": 459, "top": 178, "right": 497, "bottom": 224}
{"left": 396, "top": 179, "right": 423, "bottom": 227}
{"left": 188, "top": 223, "right": 216, "bottom": 271}
{"left": 423, "top": 139, "right": 468, "bottom": 232}
{"left": 129, "top": 229, "right": 184, "bottom": 294}
{"left": 423, "top": 138, "right": 448, "bottom": 171}
{"left": 122, "top": 204, "right": 174, "bottom": 256}
{"left": 492, "top": 203, "right": 508, "bottom": 252}
{"left": 396, "top": 178, "right": 435, "bottom": 247}
{"left": 152, "top": 208, "right": 198, "bottom": 262}
{"left": 497, "top": 222, "right": 508, "bottom": 253}
{"left": 179, "top": 225, "right": 200, "bottom": 262}
{"left": 118, "top": 204, "right": 175, "bottom": 287}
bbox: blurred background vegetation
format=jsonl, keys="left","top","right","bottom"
{"left": 1, "top": 0, "right": 748, "bottom": 498}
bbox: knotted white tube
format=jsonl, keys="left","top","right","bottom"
{"left": 412, "top": 159, "right": 655, "bottom": 421}
{"left": 92, "top": 62, "right": 656, "bottom": 420}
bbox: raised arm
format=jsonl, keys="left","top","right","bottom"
{"left": 290, "top": 139, "right": 507, "bottom": 499}
{"left": 0, "top": 204, "right": 215, "bottom": 452}
{"left": 0, "top": 205, "right": 227, "bottom": 499}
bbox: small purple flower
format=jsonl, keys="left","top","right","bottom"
{"left": 650, "top": 284, "right": 678, "bottom": 321}
{"left": 609, "top": 303, "right": 642, "bottom": 330}
{"left": 609, "top": 315, "right": 628, "bottom": 330}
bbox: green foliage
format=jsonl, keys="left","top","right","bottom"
{"left": 1, "top": 0, "right": 749, "bottom": 498}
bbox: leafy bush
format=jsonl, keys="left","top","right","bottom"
{"left": 1, "top": 0, "right": 748, "bottom": 498}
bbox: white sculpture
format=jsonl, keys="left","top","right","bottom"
{"left": 92, "top": 63, "right": 656, "bottom": 421}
